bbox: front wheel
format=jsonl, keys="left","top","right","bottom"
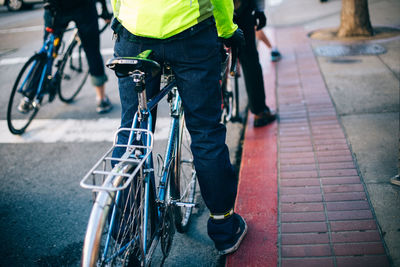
{"left": 58, "top": 39, "right": 89, "bottom": 103}
{"left": 171, "top": 114, "right": 197, "bottom": 233}
{"left": 7, "top": 53, "right": 45, "bottom": 135}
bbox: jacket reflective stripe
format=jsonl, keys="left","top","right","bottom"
{"left": 111, "top": 0, "right": 237, "bottom": 39}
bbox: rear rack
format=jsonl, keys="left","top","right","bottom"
{"left": 80, "top": 128, "right": 153, "bottom": 192}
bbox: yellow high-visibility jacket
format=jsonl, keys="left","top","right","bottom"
{"left": 111, "top": 0, "right": 237, "bottom": 39}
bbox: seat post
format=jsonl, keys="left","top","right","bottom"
{"left": 131, "top": 70, "right": 148, "bottom": 117}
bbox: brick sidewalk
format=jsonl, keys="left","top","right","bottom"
{"left": 227, "top": 27, "right": 390, "bottom": 267}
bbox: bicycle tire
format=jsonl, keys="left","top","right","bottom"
{"left": 7, "top": 53, "right": 45, "bottom": 135}
{"left": 232, "top": 72, "right": 241, "bottom": 121}
{"left": 171, "top": 114, "right": 197, "bottom": 233}
{"left": 81, "top": 164, "right": 156, "bottom": 267}
{"left": 58, "top": 39, "right": 88, "bottom": 103}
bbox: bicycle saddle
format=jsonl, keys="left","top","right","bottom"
{"left": 106, "top": 50, "right": 161, "bottom": 78}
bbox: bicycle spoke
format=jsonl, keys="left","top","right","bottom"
{"left": 172, "top": 114, "right": 197, "bottom": 233}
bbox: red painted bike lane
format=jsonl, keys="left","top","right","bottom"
{"left": 226, "top": 27, "right": 278, "bottom": 267}
{"left": 226, "top": 26, "right": 389, "bottom": 267}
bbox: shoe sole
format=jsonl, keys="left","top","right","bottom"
{"left": 18, "top": 106, "right": 32, "bottom": 114}
{"left": 271, "top": 56, "right": 281, "bottom": 62}
{"left": 17, "top": 109, "right": 29, "bottom": 114}
{"left": 218, "top": 220, "right": 248, "bottom": 255}
{"left": 254, "top": 116, "right": 277, "bottom": 127}
{"left": 96, "top": 106, "right": 113, "bottom": 114}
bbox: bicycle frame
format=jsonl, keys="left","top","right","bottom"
{"left": 119, "top": 77, "right": 181, "bottom": 263}
{"left": 17, "top": 29, "right": 58, "bottom": 106}
{"left": 17, "top": 21, "right": 108, "bottom": 106}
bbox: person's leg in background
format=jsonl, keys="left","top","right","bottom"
{"left": 255, "top": 28, "right": 281, "bottom": 62}
{"left": 236, "top": 10, "right": 277, "bottom": 127}
{"left": 74, "top": 3, "right": 112, "bottom": 113}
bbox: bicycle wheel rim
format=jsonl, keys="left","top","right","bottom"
{"left": 233, "top": 74, "right": 240, "bottom": 119}
{"left": 58, "top": 41, "right": 88, "bottom": 103}
{"left": 172, "top": 114, "right": 197, "bottom": 233}
{"left": 81, "top": 165, "right": 153, "bottom": 267}
{"left": 7, "top": 54, "right": 44, "bottom": 135}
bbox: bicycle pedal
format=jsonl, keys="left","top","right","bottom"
{"left": 172, "top": 201, "right": 198, "bottom": 208}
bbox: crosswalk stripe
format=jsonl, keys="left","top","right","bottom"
{"left": 0, "top": 48, "right": 114, "bottom": 66}
{"left": 0, "top": 25, "right": 43, "bottom": 34}
{"left": 0, "top": 117, "right": 170, "bottom": 143}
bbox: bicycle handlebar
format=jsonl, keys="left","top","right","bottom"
{"left": 46, "top": 14, "right": 111, "bottom": 35}
{"left": 99, "top": 20, "right": 110, "bottom": 34}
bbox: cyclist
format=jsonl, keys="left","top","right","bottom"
{"left": 234, "top": 0, "right": 277, "bottom": 127}
{"left": 21, "top": 0, "right": 113, "bottom": 114}
{"left": 110, "top": 0, "right": 247, "bottom": 256}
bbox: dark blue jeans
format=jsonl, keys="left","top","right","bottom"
{"left": 44, "top": 2, "right": 106, "bottom": 85}
{"left": 112, "top": 19, "right": 239, "bottom": 243}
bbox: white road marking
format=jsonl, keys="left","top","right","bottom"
{"left": 0, "top": 117, "right": 170, "bottom": 143}
{"left": 0, "top": 48, "right": 114, "bottom": 66}
{"left": 0, "top": 22, "right": 108, "bottom": 34}
{"left": 0, "top": 25, "right": 43, "bottom": 34}
{"left": 0, "top": 57, "right": 27, "bottom": 65}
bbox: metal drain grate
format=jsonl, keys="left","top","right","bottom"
{"left": 314, "top": 43, "right": 386, "bottom": 57}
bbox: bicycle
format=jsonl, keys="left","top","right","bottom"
{"left": 80, "top": 50, "right": 198, "bottom": 266}
{"left": 220, "top": 46, "right": 242, "bottom": 124}
{"left": 6, "top": 21, "right": 109, "bottom": 135}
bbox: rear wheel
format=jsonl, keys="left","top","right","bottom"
{"left": 231, "top": 71, "right": 241, "bottom": 122}
{"left": 58, "top": 39, "right": 89, "bottom": 103}
{"left": 7, "top": 53, "right": 45, "bottom": 135}
{"left": 222, "top": 79, "right": 234, "bottom": 124}
{"left": 171, "top": 114, "right": 197, "bottom": 233}
{"left": 81, "top": 164, "right": 156, "bottom": 267}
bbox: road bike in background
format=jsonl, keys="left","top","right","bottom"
{"left": 6, "top": 22, "right": 109, "bottom": 135}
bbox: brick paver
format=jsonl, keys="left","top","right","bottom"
{"left": 226, "top": 27, "right": 390, "bottom": 267}
{"left": 276, "top": 27, "right": 389, "bottom": 267}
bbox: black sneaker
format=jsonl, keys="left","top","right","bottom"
{"left": 18, "top": 97, "right": 33, "bottom": 113}
{"left": 216, "top": 214, "right": 248, "bottom": 255}
{"left": 96, "top": 96, "right": 113, "bottom": 114}
{"left": 48, "top": 81, "right": 58, "bottom": 103}
{"left": 254, "top": 109, "right": 277, "bottom": 127}
{"left": 271, "top": 48, "right": 282, "bottom": 62}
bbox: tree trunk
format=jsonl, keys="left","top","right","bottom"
{"left": 337, "top": 0, "right": 373, "bottom": 37}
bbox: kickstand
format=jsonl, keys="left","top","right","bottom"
{"left": 160, "top": 255, "right": 167, "bottom": 266}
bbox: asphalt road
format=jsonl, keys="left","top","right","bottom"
{"left": 0, "top": 5, "right": 247, "bottom": 266}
